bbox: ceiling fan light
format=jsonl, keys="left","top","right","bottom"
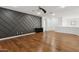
{"left": 37, "top": 11, "right": 42, "bottom": 15}
{"left": 34, "top": 9, "right": 44, "bottom": 15}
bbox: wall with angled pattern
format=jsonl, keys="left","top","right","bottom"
{"left": 0, "top": 7, "right": 42, "bottom": 39}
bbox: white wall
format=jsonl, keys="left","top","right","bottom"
{"left": 42, "top": 15, "right": 79, "bottom": 35}
{"left": 54, "top": 16, "right": 79, "bottom": 35}
{"left": 42, "top": 16, "right": 62, "bottom": 32}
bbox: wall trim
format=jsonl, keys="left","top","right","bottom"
{"left": 0, "top": 32, "right": 35, "bottom": 41}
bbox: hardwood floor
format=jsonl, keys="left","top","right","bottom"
{"left": 0, "top": 31, "right": 79, "bottom": 52}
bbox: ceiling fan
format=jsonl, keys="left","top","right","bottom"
{"left": 34, "top": 6, "right": 55, "bottom": 16}
{"left": 38, "top": 6, "right": 47, "bottom": 14}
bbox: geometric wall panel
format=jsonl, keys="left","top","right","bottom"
{"left": 0, "top": 7, "right": 42, "bottom": 39}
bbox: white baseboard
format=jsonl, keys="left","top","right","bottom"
{"left": 0, "top": 32, "right": 35, "bottom": 41}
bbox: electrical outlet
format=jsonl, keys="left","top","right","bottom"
{"left": 21, "top": 32, "right": 23, "bottom": 34}
{"left": 16, "top": 32, "right": 19, "bottom": 35}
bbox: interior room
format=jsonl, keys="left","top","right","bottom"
{"left": 0, "top": 6, "right": 79, "bottom": 52}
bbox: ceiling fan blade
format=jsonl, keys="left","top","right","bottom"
{"left": 38, "top": 6, "right": 47, "bottom": 13}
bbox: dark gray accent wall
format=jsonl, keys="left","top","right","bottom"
{"left": 0, "top": 7, "right": 42, "bottom": 39}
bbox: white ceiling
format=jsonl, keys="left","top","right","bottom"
{"left": 1, "top": 6, "right": 79, "bottom": 17}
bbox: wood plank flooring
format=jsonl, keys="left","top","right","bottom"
{"left": 0, "top": 31, "right": 79, "bottom": 52}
